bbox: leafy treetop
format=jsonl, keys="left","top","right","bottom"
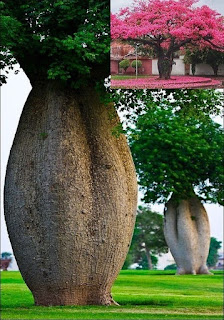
{"left": 107, "top": 89, "right": 223, "bottom": 128}
{"left": 111, "top": 0, "right": 224, "bottom": 52}
{"left": 129, "top": 98, "right": 224, "bottom": 205}
{"left": 123, "top": 206, "right": 168, "bottom": 270}
{"left": 132, "top": 206, "right": 168, "bottom": 255}
{"left": 0, "top": 0, "right": 109, "bottom": 87}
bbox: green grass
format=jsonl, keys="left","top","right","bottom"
{"left": 111, "top": 75, "right": 150, "bottom": 80}
{"left": 1, "top": 270, "right": 223, "bottom": 319}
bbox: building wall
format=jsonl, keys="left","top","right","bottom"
{"left": 152, "top": 57, "right": 186, "bottom": 76}
{"left": 190, "top": 63, "right": 224, "bottom": 76}
{"left": 110, "top": 60, "right": 119, "bottom": 75}
{"left": 111, "top": 58, "right": 152, "bottom": 75}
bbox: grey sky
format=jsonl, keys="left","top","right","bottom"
{"left": 111, "top": 0, "right": 224, "bottom": 14}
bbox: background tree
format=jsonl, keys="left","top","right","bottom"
{"left": 123, "top": 206, "right": 168, "bottom": 270}
{"left": 129, "top": 93, "right": 223, "bottom": 274}
{"left": 164, "top": 263, "right": 177, "bottom": 271}
{"left": 119, "top": 59, "right": 130, "bottom": 73}
{"left": 184, "top": 49, "right": 204, "bottom": 75}
{"left": 1, "top": 0, "right": 138, "bottom": 306}
{"left": 207, "top": 237, "right": 222, "bottom": 269}
{"left": 131, "top": 60, "right": 142, "bottom": 72}
{"left": 184, "top": 48, "right": 224, "bottom": 76}
{"left": 111, "top": 0, "right": 224, "bottom": 79}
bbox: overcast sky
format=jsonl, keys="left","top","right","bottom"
{"left": 111, "top": 0, "right": 224, "bottom": 13}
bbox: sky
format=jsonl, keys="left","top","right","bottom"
{"left": 111, "top": 0, "right": 224, "bottom": 13}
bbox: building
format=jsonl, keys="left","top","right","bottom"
{"left": 215, "top": 253, "right": 224, "bottom": 270}
{"left": 110, "top": 41, "right": 152, "bottom": 75}
{"left": 111, "top": 41, "right": 224, "bottom": 76}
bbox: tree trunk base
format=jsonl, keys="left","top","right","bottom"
{"left": 34, "top": 287, "right": 119, "bottom": 306}
{"left": 164, "top": 194, "right": 211, "bottom": 275}
{"left": 176, "top": 265, "right": 213, "bottom": 275}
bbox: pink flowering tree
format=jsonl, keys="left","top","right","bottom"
{"left": 111, "top": 0, "right": 224, "bottom": 79}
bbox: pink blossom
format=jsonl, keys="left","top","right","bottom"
{"left": 111, "top": 0, "right": 224, "bottom": 51}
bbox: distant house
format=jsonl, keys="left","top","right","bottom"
{"left": 110, "top": 41, "right": 224, "bottom": 76}
{"left": 110, "top": 41, "right": 152, "bottom": 75}
{"left": 215, "top": 253, "right": 224, "bottom": 270}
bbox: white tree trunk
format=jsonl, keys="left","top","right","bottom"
{"left": 164, "top": 194, "right": 211, "bottom": 275}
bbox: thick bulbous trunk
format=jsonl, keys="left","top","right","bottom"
{"left": 4, "top": 81, "right": 138, "bottom": 306}
{"left": 163, "top": 194, "right": 211, "bottom": 275}
{"left": 157, "top": 54, "right": 173, "bottom": 80}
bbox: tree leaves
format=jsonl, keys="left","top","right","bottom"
{"left": 0, "top": 0, "right": 110, "bottom": 86}
{"left": 128, "top": 93, "right": 224, "bottom": 204}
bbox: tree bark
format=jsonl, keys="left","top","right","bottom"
{"left": 145, "top": 247, "right": 152, "bottom": 270}
{"left": 163, "top": 193, "right": 211, "bottom": 275}
{"left": 157, "top": 53, "right": 173, "bottom": 79}
{"left": 4, "top": 81, "right": 138, "bottom": 305}
{"left": 211, "top": 64, "right": 219, "bottom": 76}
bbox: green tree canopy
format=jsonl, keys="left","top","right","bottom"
{"left": 0, "top": 0, "right": 109, "bottom": 87}
{"left": 119, "top": 59, "right": 130, "bottom": 73}
{"left": 207, "top": 237, "right": 222, "bottom": 268}
{"left": 124, "top": 206, "right": 168, "bottom": 270}
{"left": 108, "top": 89, "right": 223, "bottom": 127}
{"left": 131, "top": 60, "right": 142, "bottom": 69}
{"left": 129, "top": 100, "right": 224, "bottom": 204}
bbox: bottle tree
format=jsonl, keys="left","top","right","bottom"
{"left": 1, "top": 0, "right": 138, "bottom": 306}
{"left": 111, "top": 0, "right": 224, "bottom": 79}
{"left": 129, "top": 90, "right": 223, "bottom": 275}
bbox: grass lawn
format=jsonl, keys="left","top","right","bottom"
{"left": 111, "top": 75, "right": 150, "bottom": 80}
{"left": 1, "top": 270, "right": 223, "bottom": 319}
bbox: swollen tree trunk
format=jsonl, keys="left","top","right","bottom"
{"left": 157, "top": 53, "right": 173, "bottom": 80}
{"left": 4, "top": 81, "right": 138, "bottom": 306}
{"left": 145, "top": 247, "right": 152, "bottom": 270}
{"left": 163, "top": 193, "right": 211, "bottom": 275}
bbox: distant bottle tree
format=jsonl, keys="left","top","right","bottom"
{"left": 129, "top": 91, "right": 223, "bottom": 275}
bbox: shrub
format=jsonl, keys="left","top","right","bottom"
{"left": 131, "top": 60, "right": 142, "bottom": 69}
{"left": 119, "top": 59, "right": 130, "bottom": 73}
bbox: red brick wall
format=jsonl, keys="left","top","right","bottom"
{"left": 111, "top": 58, "right": 152, "bottom": 75}
{"left": 110, "top": 60, "right": 119, "bottom": 74}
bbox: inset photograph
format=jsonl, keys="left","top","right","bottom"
{"left": 110, "top": 0, "right": 224, "bottom": 89}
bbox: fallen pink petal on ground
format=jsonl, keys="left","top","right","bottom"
{"left": 110, "top": 76, "right": 222, "bottom": 89}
